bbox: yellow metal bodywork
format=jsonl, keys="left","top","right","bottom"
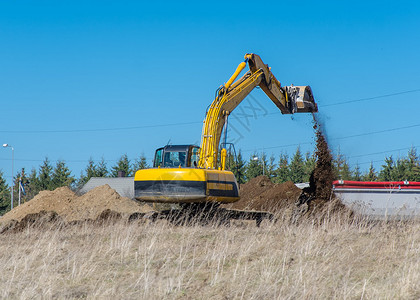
{"left": 135, "top": 167, "right": 207, "bottom": 182}
{"left": 135, "top": 167, "right": 239, "bottom": 203}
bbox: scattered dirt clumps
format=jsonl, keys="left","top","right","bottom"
{"left": 0, "top": 211, "right": 65, "bottom": 234}
{"left": 0, "top": 185, "right": 153, "bottom": 226}
{"left": 311, "top": 114, "right": 335, "bottom": 201}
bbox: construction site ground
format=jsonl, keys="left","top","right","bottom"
{"left": 0, "top": 184, "right": 417, "bottom": 299}
{"left": 0, "top": 176, "right": 350, "bottom": 234}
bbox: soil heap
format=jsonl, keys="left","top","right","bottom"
{"left": 0, "top": 185, "right": 153, "bottom": 225}
{"left": 223, "top": 115, "right": 350, "bottom": 218}
{"left": 222, "top": 176, "right": 302, "bottom": 213}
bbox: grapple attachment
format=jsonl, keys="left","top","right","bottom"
{"left": 284, "top": 85, "right": 318, "bottom": 113}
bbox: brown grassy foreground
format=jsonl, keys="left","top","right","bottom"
{"left": 1, "top": 213, "right": 420, "bottom": 299}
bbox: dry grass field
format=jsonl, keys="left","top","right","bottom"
{"left": 1, "top": 212, "right": 420, "bottom": 299}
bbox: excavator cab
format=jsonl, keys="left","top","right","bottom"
{"left": 135, "top": 144, "right": 239, "bottom": 203}
{"left": 154, "top": 145, "right": 200, "bottom": 168}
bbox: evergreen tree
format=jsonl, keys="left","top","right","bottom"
{"left": 85, "top": 158, "right": 98, "bottom": 178}
{"left": 245, "top": 152, "right": 264, "bottom": 181}
{"left": 352, "top": 164, "right": 362, "bottom": 181}
{"left": 377, "top": 149, "right": 420, "bottom": 181}
{"left": 51, "top": 160, "right": 75, "bottom": 189}
{"left": 405, "top": 147, "right": 420, "bottom": 181}
{"left": 133, "top": 154, "right": 149, "bottom": 171}
{"left": 266, "top": 155, "right": 277, "bottom": 179}
{"left": 378, "top": 156, "right": 394, "bottom": 181}
{"left": 111, "top": 154, "right": 132, "bottom": 177}
{"left": 95, "top": 157, "right": 108, "bottom": 177}
{"left": 78, "top": 158, "right": 97, "bottom": 187}
{"left": 226, "top": 150, "right": 246, "bottom": 184}
{"left": 333, "top": 150, "right": 352, "bottom": 180}
{"left": 378, "top": 156, "right": 410, "bottom": 181}
{"left": 393, "top": 158, "right": 408, "bottom": 181}
{"left": 38, "top": 157, "right": 53, "bottom": 191}
{"left": 225, "top": 151, "right": 235, "bottom": 171}
{"left": 27, "top": 168, "right": 40, "bottom": 200}
{"left": 341, "top": 161, "right": 352, "bottom": 180}
{"left": 274, "top": 153, "right": 289, "bottom": 183}
{"left": 363, "top": 162, "right": 378, "bottom": 181}
{"left": 289, "top": 147, "right": 305, "bottom": 183}
{"left": 0, "top": 170, "right": 11, "bottom": 215}
{"left": 303, "top": 151, "right": 316, "bottom": 182}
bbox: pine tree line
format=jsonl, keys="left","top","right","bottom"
{"left": 227, "top": 147, "right": 420, "bottom": 184}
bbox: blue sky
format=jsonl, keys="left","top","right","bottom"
{"left": 1, "top": 0, "right": 420, "bottom": 184}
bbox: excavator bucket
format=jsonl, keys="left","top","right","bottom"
{"left": 285, "top": 85, "right": 318, "bottom": 113}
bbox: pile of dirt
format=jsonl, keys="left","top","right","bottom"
{"left": 223, "top": 176, "right": 302, "bottom": 213}
{"left": 223, "top": 175, "right": 351, "bottom": 221}
{"left": 0, "top": 185, "right": 153, "bottom": 225}
{"left": 223, "top": 114, "right": 350, "bottom": 218}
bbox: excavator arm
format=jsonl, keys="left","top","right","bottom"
{"left": 198, "top": 53, "right": 317, "bottom": 170}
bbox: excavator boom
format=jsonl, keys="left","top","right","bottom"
{"left": 198, "top": 53, "right": 317, "bottom": 170}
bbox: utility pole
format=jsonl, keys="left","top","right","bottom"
{"left": 18, "top": 178, "right": 21, "bottom": 206}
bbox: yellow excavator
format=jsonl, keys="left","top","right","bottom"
{"left": 134, "top": 53, "right": 317, "bottom": 205}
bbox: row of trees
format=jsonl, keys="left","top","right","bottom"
{"left": 1, "top": 147, "right": 420, "bottom": 215}
{"left": 0, "top": 154, "right": 149, "bottom": 213}
{"left": 227, "top": 147, "right": 420, "bottom": 184}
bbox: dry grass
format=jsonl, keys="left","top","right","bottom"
{"left": 1, "top": 212, "right": 420, "bottom": 299}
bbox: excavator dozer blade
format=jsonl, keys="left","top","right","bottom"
{"left": 285, "top": 85, "right": 318, "bottom": 113}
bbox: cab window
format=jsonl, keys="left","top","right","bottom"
{"left": 154, "top": 148, "right": 163, "bottom": 167}
{"left": 190, "top": 147, "right": 200, "bottom": 167}
{"left": 163, "top": 151, "right": 187, "bottom": 168}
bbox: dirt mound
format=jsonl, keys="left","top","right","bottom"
{"left": 0, "top": 185, "right": 153, "bottom": 225}
{"left": 223, "top": 174, "right": 351, "bottom": 222}
{"left": 223, "top": 176, "right": 302, "bottom": 213}
{"left": 223, "top": 116, "right": 343, "bottom": 218}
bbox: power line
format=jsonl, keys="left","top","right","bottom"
{"left": 348, "top": 146, "right": 419, "bottom": 159}
{"left": 352, "top": 159, "right": 384, "bottom": 166}
{"left": 332, "top": 123, "right": 420, "bottom": 141}
{"left": 242, "top": 122, "right": 420, "bottom": 152}
{"left": 1, "top": 88, "right": 419, "bottom": 134}
{"left": 0, "top": 156, "right": 154, "bottom": 163}
{"left": 242, "top": 141, "right": 314, "bottom": 153}
{"left": 0, "top": 121, "right": 201, "bottom": 134}
{"left": 2, "top": 121, "right": 419, "bottom": 163}
{"left": 322, "top": 88, "right": 420, "bottom": 107}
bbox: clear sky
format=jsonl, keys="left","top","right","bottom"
{"left": 1, "top": 0, "right": 420, "bottom": 184}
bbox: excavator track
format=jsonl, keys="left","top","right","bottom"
{"left": 129, "top": 204, "right": 275, "bottom": 227}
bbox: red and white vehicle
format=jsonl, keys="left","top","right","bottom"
{"left": 333, "top": 180, "right": 420, "bottom": 218}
